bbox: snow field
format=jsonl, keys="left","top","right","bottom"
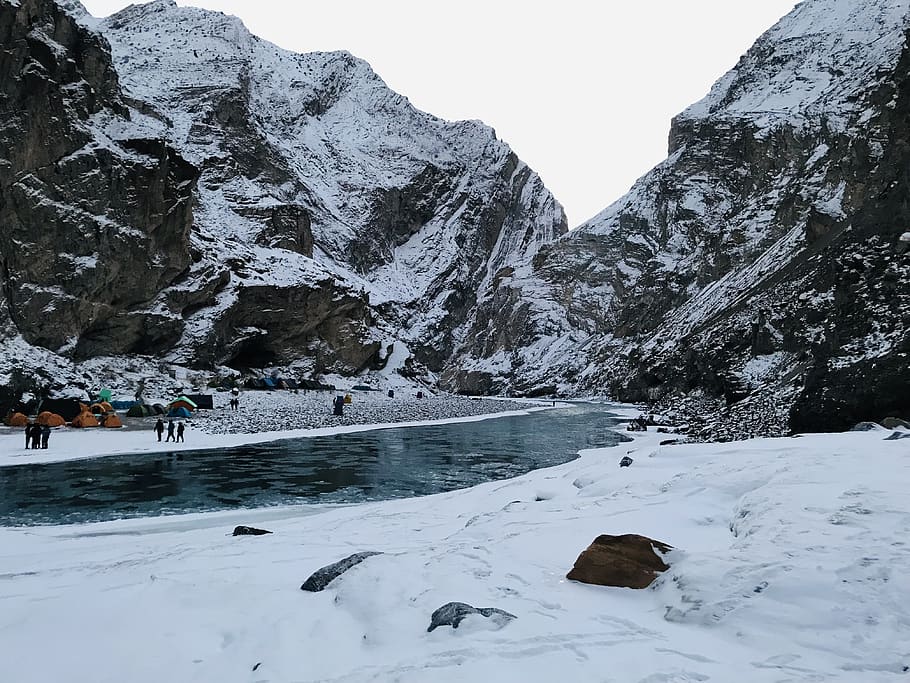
{"left": 1, "top": 407, "right": 908, "bottom": 681}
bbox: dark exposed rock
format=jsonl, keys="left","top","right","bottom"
{"left": 567, "top": 534, "right": 672, "bottom": 589}
{"left": 882, "top": 417, "right": 910, "bottom": 430}
{"left": 300, "top": 551, "right": 382, "bottom": 592}
{"left": 198, "top": 280, "right": 380, "bottom": 374}
{"left": 426, "top": 602, "right": 517, "bottom": 632}
{"left": 619, "top": 456, "right": 634, "bottom": 468}
{"left": 232, "top": 526, "right": 272, "bottom": 536}
{"left": 850, "top": 422, "right": 886, "bottom": 432}
{"left": 0, "top": 0, "right": 198, "bottom": 357}
{"left": 884, "top": 431, "right": 910, "bottom": 441}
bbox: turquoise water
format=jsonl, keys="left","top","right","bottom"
{"left": 0, "top": 403, "right": 626, "bottom": 526}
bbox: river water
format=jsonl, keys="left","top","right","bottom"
{"left": 0, "top": 403, "right": 626, "bottom": 526}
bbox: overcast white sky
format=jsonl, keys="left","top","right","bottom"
{"left": 81, "top": 0, "right": 797, "bottom": 227}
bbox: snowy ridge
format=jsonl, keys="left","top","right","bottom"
{"left": 91, "top": 0, "right": 566, "bottom": 379}
{"left": 527, "top": 0, "right": 910, "bottom": 429}
{"left": 681, "top": 0, "right": 910, "bottom": 129}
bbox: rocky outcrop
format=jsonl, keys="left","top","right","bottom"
{"left": 0, "top": 0, "right": 197, "bottom": 357}
{"left": 300, "top": 551, "right": 382, "bottom": 592}
{"left": 567, "top": 534, "right": 672, "bottom": 589}
{"left": 426, "top": 602, "right": 517, "bottom": 632}
{"left": 232, "top": 526, "right": 271, "bottom": 536}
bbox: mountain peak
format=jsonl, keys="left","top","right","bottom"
{"left": 679, "top": 0, "right": 910, "bottom": 129}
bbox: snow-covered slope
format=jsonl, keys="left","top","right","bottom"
{"left": 2, "top": 421, "right": 909, "bottom": 681}
{"left": 533, "top": 0, "right": 910, "bottom": 432}
{"left": 0, "top": 0, "right": 569, "bottom": 400}
{"left": 96, "top": 0, "right": 568, "bottom": 378}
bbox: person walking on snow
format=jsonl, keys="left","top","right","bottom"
{"left": 154, "top": 418, "right": 164, "bottom": 442}
{"left": 176, "top": 422, "right": 185, "bottom": 443}
{"left": 166, "top": 420, "right": 175, "bottom": 442}
{"left": 40, "top": 424, "right": 50, "bottom": 449}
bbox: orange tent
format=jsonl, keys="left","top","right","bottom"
{"left": 6, "top": 412, "right": 28, "bottom": 427}
{"left": 90, "top": 403, "right": 104, "bottom": 414}
{"left": 71, "top": 412, "right": 100, "bottom": 428}
{"left": 102, "top": 413, "right": 123, "bottom": 428}
{"left": 37, "top": 411, "right": 66, "bottom": 427}
{"left": 98, "top": 401, "right": 114, "bottom": 413}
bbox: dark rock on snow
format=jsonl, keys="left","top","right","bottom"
{"left": 884, "top": 431, "right": 910, "bottom": 441}
{"left": 851, "top": 422, "right": 887, "bottom": 432}
{"left": 619, "top": 456, "right": 634, "bottom": 468}
{"left": 232, "top": 526, "right": 272, "bottom": 536}
{"left": 882, "top": 417, "right": 910, "bottom": 430}
{"left": 426, "top": 602, "right": 517, "bottom": 632}
{"left": 300, "top": 552, "right": 382, "bottom": 592}
{"left": 567, "top": 534, "right": 672, "bottom": 589}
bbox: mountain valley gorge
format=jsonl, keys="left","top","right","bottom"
{"left": 1, "top": 0, "right": 908, "bottom": 435}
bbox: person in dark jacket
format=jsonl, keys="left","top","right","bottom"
{"left": 25, "top": 423, "right": 32, "bottom": 449}
{"left": 166, "top": 420, "right": 175, "bottom": 442}
{"left": 31, "top": 424, "right": 42, "bottom": 449}
{"left": 176, "top": 422, "right": 185, "bottom": 443}
{"left": 40, "top": 424, "right": 50, "bottom": 449}
{"left": 155, "top": 418, "right": 164, "bottom": 442}
{"left": 332, "top": 395, "right": 344, "bottom": 416}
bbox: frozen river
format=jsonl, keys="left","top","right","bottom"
{"left": 0, "top": 403, "right": 627, "bottom": 525}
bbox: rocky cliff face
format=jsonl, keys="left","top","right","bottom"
{"left": 0, "top": 0, "right": 196, "bottom": 360}
{"left": 4, "top": 0, "right": 907, "bottom": 435}
{"left": 534, "top": 0, "right": 910, "bottom": 433}
{"left": 0, "top": 0, "right": 567, "bottom": 394}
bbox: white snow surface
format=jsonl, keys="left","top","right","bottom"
{"left": 1, "top": 406, "right": 908, "bottom": 682}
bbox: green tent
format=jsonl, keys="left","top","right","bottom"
{"left": 126, "top": 404, "right": 152, "bottom": 418}
{"left": 168, "top": 396, "right": 198, "bottom": 411}
{"left": 98, "top": 388, "right": 113, "bottom": 402}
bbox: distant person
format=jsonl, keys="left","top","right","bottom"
{"left": 25, "top": 423, "right": 32, "bottom": 449}
{"left": 176, "top": 422, "right": 185, "bottom": 443}
{"left": 40, "top": 424, "right": 50, "bottom": 449}
{"left": 31, "top": 425, "right": 41, "bottom": 450}
{"left": 332, "top": 395, "right": 344, "bottom": 416}
{"left": 166, "top": 420, "right": 175, "bottom": 442}
{"left": 154, "top": 418, "right": 164, "bottom": 442}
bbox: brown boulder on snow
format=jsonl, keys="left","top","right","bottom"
{"left": 567, "top": 534, "right": 672, "bottom": 589}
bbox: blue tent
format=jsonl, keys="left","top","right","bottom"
{"left": 167, "top": 406, "right": 192, "bottom": 418}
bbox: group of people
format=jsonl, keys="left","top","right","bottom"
{"left": 24, "top": 423, "right": 51, "bottom": 449}
{"left": 154, "top": 418, "right": 186, "bottom": 443}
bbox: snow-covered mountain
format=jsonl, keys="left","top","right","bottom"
{"left": 530, "top": 0, "right": 910, "bottom": 432}
{"left": 0, "top": 0, "right": 568, "bottom": 398}
{"left": 2, "top": 0, "right": 908, "bottom": 433}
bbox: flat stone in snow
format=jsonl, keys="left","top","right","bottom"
{"left": 427, "top": 602, "right": 517, "bottom": 632}
{"left": 300, "top": 552, "right": 383, "bottom": 592}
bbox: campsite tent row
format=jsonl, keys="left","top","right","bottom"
{"left": 6, "top": 406, "right": 122, "bottom": 428}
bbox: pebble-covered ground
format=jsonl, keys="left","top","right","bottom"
{"left": 187, "top": 390, "right": 539, "bottom": 435}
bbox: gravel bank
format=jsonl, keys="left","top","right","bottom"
{"left": 190, "top": 390, "right": 542, "bottom": 436}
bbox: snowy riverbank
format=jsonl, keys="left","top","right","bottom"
{"left": 2, "top": 408, "right": 908, "bottom": 681}
{"left": 0, "top": 392, "right": 550, "bottom": 468}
